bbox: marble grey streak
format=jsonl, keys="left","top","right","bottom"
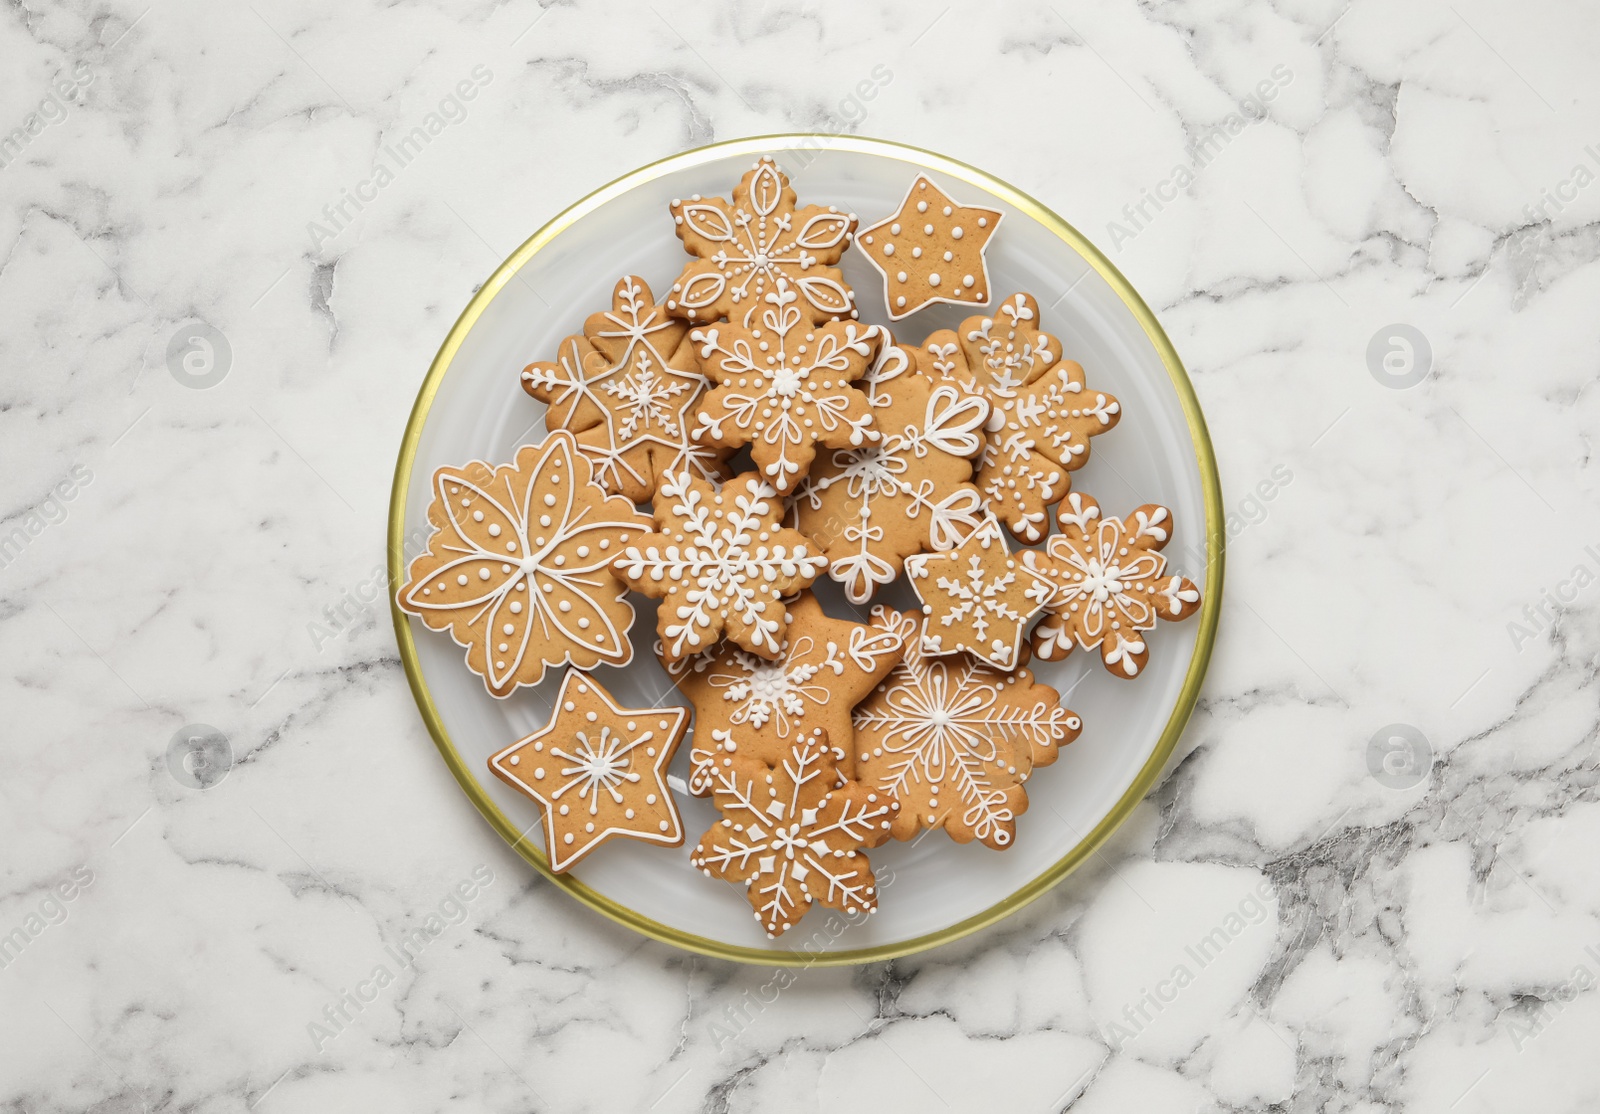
{"left": 0, "top": 0, "right": 1597, "bottom": 1110}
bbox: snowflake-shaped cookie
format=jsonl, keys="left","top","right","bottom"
{"left": 397, "top": 432, "right": 651, "bottom": 698}
{"left": 520, "top": 275, "right": 732, "bottom": 502}
{"left": 689, "top": 278, "right": 881, "bottom": 493}
{"left": 488, "top": 671, "right": 687, "bottom": 872}
{"left": 666, "top": 156, "right": 858, "bottom": 327}
{"left": 853, "top": 607, "right": 1081, "bottom": 849}
{"left": 1023, "top": 493, "right": 1202, "bottom": 678}
{"left": 855, "top": 174, "right": 1003, "bottom": 320}
{"left": 663, "top": 591, "right": 905, "bottom": 792}
{"left": 691, "top": 727, "right": 897, "bottom": 938}
{"left": 919, "top": 293, "right": 1121, "bottom": 543}
{"left": 611, "top": 469, "right": 826, "bottom": 662}
{"left": 903, "top": 516, "right": 1053, "bottom": 670}
{"left": 790, "top": 336, "right": 990, "bottom": 604}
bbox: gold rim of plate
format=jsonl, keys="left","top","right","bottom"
{"left": 388, "top": 134, "right": 1226, "bottom": 967}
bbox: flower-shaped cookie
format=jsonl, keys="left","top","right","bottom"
{"left": 663, "top": 590, "right": 905, "bottom": 791}
{"left": 691, "top": 727, "right": 897, "bottom": 938}
{"left": 903, "top": 516, "right": 1053, "bottom": 670}
{"left": 854, "top": 607, "right": 1081, "bottom": 849}
{"left": 855, "top": 174, "right": 1003, "bottom": 320}
{"left": 919, "top": 293, "right": 1121, "bottom": 544}
{"left": 1024, "top": 494, "right": 1202, "bottom": 678}
{"left": 488, "top": 671, "right": 687, "bottom": 872}
{"left": 666, "top": 156, "right": 858, "bottom": 327}
{"left": 790, "top": 337, "right": 989, "bottom": 604}
{"left": 612, "top": 469, "right": 826, "bottom": 662}
{"left": 520, "top": 276, "right": 732, "bottom": 502}
{"left": 690, "top": 278, "right": 881, "bottom": 493}
{"left": 397, "top": 432, "right": 651, "bottom": 698}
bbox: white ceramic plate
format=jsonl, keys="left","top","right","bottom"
{"left": 390, "top": 136, "right": 1222, "bottom": 964}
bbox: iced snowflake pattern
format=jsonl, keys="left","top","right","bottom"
{"left": 903, "top": 516, "right": 1053, "bottom": 670}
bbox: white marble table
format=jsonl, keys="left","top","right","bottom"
{"left": 3, "top": 1, "right": 1597, "bottom": 1110}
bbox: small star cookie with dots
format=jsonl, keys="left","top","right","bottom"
{"left": 691, "top": 726, "right": 897, "bottom": 938}
{"left": 611, "top": 469, "right": 827, "bottom": 663}
{"left": 519, "top": 275, "right": 733, "bottom": 502}
{"left": 1022, "top": 494, "right": 1202, "bottom": 678}
{"left": 666, "top": 156, "right": 858, "bottom": 328}
{"left": 917, "top": 293, "right": 1121, "bottom": 544}
{"left": 397, "top": 431, "right": 652, "bottom": 698}
{"left": 488, "top": 671, "right": 688, "bottom": 872}
{"left": 903, "top": 516, "right": 1053, "bottom": 670}
{"left": 855, "top": 174, "right": 1003, "bottom": 320}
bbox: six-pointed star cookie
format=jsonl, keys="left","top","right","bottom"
{"left": 663, "top": 590, "right": 906, "bottom": 792}
{"left": 1023, "top": 493, "right": 1202, "bottom": 678}
{"left": 855, "top": 175, "right": 1003, "bottom": 320}
{"left": 397, "top": 431, "right": 652, "bottom": 698}
{"left": 611, "top": 469, "right": 827, "bottom": 662}
{"left": 520, "top": 275, "right": 732, "bottom": 502}
{"left": 853, "top": 606, "right": 1082, "bottom": 850}
{"left": 903, "top": 516, "right": 1053, "bottom": 670}
{"left": 488, "top": 671, "right": 687, "bottom": 872}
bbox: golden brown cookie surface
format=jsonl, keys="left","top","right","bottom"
{"left": 903, "top": 516, "right": 1053, "bottom": 670}
{"left": 397, "top": 432, "right": 651, "bottom": 698}
{"left": 856, "top": 174, "right": 1002, "bottom": 320}
{"left": 488, "top": 671, "right": 687, "bottom": 872}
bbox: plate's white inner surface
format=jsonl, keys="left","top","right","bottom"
{"left": 403, "top": 144, "right": 1209, "bottom": 954}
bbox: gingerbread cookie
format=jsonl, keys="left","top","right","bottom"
{"left": 1024, "top": 494, "right": 1202, "bottom": 678}
{"left": 689, "top": 280, "right": 881, "bottom": 493}
{"left": 488, "top": 671, "right": 688, "bottom": 872}
{"left": 667, "top": 156, "right": 858, "bottom": 327}
{"left": 612, "top": 469, "right": 826, "bottom": 662}
{"left": 854, "top": 607, "right": 1081, "bottom": 849}
{"left": 790, "top": 336, "right": 989, "bottom": 603}
{"left": 397, "top": 431, "right": 651, "bottom": 698}
{"left": 856, "top": 175, "right": 1003, "bottom": 320}
{"left": 903, "top": 516, "right": 1053, "bottom": 670}
{"left": 520, "top": 275, "right": 732, "bottom": 502}
{"left": 690, "top": 727, "right": 897, "bottom": 938}
{"left": 664, "top": 590, "right": 905, "bottom": 792}
{"left": 919, "top": 293, "right": 1121, "bottom": 544}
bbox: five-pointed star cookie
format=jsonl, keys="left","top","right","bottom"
{"left": 918, "top": 293, "right": 1121, "bottom": 544}
{"left": 397, "top": 431, "right": 652, "bottom": 698}
{"left": 663, "top": 590, "right": 906, "bottom": 792}
{"left": 1022, "top": 494, "right": 1203, "bottom": 678}
{"left": 488, "top": 671, "right": 687, "bottom": 872}
{"left": 691, "top": 727, "right": 897, "bottom": 938}
{"left": 689, "top": 278, "right": 882, "bottom": 493}
{"left": 611, "top": 469, "right": 827, "bottom": 662}
{"left": 855, "top": 175, "right": 1003, "bottom": 320}
{"left": 520, "top": 275, "right": 733, "bottom": 502}
{"left": 903, "top": 516, "right": 1053, "bottom": 670}
{"left": 853, "top": 607, "right": 1082, "bottom": 849}
{"left": 666, "top": 156, "right": 858, "bottom": 327}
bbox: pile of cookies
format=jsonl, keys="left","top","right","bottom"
{"left": 397, "top": 158, "right": 1202, "bottom": 940}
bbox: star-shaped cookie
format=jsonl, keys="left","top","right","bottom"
{"left": 903, "top": 516, "right": 1053, "bottom": 670}
{"left": 488, "top": 671, "right": 688, "bottom": 872}
{"left": 611, "top": 469, "right": 827, "bottom": 662}
{"left": 855, "top": 175, "right": 1003, "bottom": 320}
{"left": 663, "top": 590, "right": 906, "bottom": 791}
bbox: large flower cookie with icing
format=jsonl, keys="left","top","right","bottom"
{"left": 903, "top": 516, "right": 1054, "bottom": 671}
{"left": 663, "top": 590, "right": 905, "bottom": 793}
{"left": 790, "top": 335, "right": 989, "bottom": 604}
{"left": 853, "top": 607, "right": 1081, "bottom": 850}
{"left": 1023, "top": 493, "right": 1202, "bottom": 678}
{"left": 666, "top": 156, "right": 858, "bottom": 327}
{"left": 611, "top": 469, "right": 826, "bottom": 663}
{"left": 488, "top": 671, "right": 687, "bottom": 872}
{"left": 519, "top": 275, "right": 733, "bottom": 502}
{"left": 397, "top": 432, "right": 652, "bottom": 698}
{"left": 689, "top": 278, "right": 881, "bottom": 493}
{"left": 918, "top": 293, "right": 1121, "bottom": 544}
{"left": 691, "top": 726, "right": 897, "bottom": 938}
